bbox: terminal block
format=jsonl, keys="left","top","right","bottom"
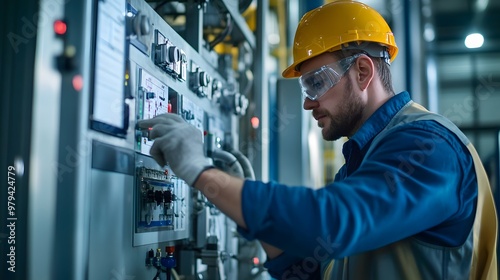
{"left": 136, "top": 167, "right": 186, "bottom": 232}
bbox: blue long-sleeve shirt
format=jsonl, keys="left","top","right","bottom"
{"left": 237, "top": 92, "right": 477, "bottom": 278}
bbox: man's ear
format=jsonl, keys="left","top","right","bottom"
{"left": 353, "top": 55, "right": 374, "bottom": 91}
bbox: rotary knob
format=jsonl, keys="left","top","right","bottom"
{"left": 211, "top": 79, "right": 222, "bottom": 101}
{"left": 133, "top": 12, "right": 151, "bottom": 36}
{"left": 139, "top": 14, "right": 150, "bottom": 35}
{"left": 167, "top": 46, "right": 180, "bottom": 63}
{"left": 199, "top": 71, "right": 210, "bottom": 87}
{"left": 234, "top": 93, "right": 249, "bottom": 116}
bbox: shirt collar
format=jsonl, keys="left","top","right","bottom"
{"left": 348, "top": 91, "right": 412, "bottom": 151}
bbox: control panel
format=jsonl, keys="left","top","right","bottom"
{"left": 129, "top": 0, "right": 235, "bottom": 249}
{"left": 40, "top": 0, "right": 263, "bottom": 278}
{"left": 126, "top": 0, "right": 257, "bottom": 278}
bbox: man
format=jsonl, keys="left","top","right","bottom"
{"left": 138, "top": 1, "right": 497, "bottom": 279}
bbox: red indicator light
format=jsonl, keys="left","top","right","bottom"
{"left": 165, "top": 246, "right": 175, "bottom": 254}
{"left": 72, "top": 75, "right": 83, "bottom": 91}
{"left": 250, "top": 116, "right": 259, "bottom": 129}
{"left": 54, "top": 20, "right": 67, "bottom": 35}
{"left": 252, "top": 257, "right": 259, "bottom": 265}
{"left": 167, "top": 100, "right": 172, "bottom": 113}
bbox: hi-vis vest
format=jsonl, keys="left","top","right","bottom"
{"left": 323, "top": 101, "right": 498, "bottom": 280}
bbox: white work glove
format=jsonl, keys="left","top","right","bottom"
{"left": 137, "top": 113, "right": 213, "bottom": 186}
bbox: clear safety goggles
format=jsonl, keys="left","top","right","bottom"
{"left": 298, "top": 54, "right": 361, "bottom": 100}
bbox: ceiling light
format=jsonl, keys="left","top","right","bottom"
{"left": 464, "top": 33, "right": 484, "bottom": 49}
{"left": 474, "top": 0, "right": 489, "bottom": 12}
{"left": 423, "top": 23, "right": 435, "bottom": 42}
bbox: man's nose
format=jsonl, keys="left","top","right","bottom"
{"left": 303, "top": 97, "right": 319, "bottom": 110}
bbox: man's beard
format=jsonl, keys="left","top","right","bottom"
{"left": 321, "top": 77, "right": 365, "bottom": 141}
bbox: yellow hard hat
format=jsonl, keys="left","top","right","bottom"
{"left": 282, "top": 0, "right": 398, "bottom": 78}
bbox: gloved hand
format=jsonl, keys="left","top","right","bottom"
{"left": 137, "top": 113, "right": 213, "bottom": 186}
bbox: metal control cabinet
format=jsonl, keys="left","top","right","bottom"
{"left": 2, "top": 0, "right": 268, "bottom": 280}
{"left": 13, "top": 0, "right": 267, "bottom": 279}
{"left": 86, "top": 0, "right": 253, "bottom": 278}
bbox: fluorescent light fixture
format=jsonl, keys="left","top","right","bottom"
{"left": 464, "top": 33, "right": 484, "bottom": 49}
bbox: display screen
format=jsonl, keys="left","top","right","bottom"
{"left": 90, "top": 0, "right": 128, "bottom": 137}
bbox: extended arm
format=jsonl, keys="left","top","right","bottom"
{"left": 193, "top": 168, "right": 246, "bottom": 227}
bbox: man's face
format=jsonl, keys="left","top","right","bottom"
{"left": 300, "top": 53, "right": 365, "bottom": 141}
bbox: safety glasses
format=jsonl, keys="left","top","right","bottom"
{"left": 298, "top": 54, "right": 361, "bottom": 100}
